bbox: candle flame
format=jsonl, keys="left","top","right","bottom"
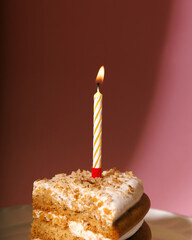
{"left": 96, "top": 66, "right": 105, "bottom": 83}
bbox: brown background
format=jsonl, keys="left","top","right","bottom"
{"left": 2, "top": 0, "right": 188, "bottom": 213}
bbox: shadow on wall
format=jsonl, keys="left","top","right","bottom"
{"left": 0, "top": 0, "right": 173, "bottom": 207}
{"left": 101, "top": 1, "right": 173, "bottom": 170}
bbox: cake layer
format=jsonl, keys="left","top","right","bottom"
{"left": 32, "top": 193, "right": 150, "bottom": 240}
{"left": 33, "top": 169, "right": 143, "bottom": 225}
{"left": 31, "top": 221, "right": 151, "bottom": 240}
{"left": 31, "top": 218, "right": 118, "bottom": 240}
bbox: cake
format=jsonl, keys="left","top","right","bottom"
{"left": 31, "top": 168, "right": 151, "bottom": 240}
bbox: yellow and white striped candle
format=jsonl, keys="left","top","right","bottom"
{"left": 93, "top": 87, "right": 103, "bottom": 169}
{"left": 92, "top": 66, "right": 104, "bottom": 177}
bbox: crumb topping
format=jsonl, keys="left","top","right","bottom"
{"left": 39, "top": 168, "right": 139, "bottom": 193}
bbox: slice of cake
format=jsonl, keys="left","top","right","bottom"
{"left": 31, "top": 168, "right": 151, "bottom": 240}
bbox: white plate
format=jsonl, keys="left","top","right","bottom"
{"left": 145, "top": 209, "right": 192, "bottom": 240}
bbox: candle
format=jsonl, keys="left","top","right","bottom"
{"left": 92, "top": 66, "right": 105, "bottom": 178}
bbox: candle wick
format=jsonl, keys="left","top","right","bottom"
{"left": 97, "top": 82, "right": 100, "bottom": 92}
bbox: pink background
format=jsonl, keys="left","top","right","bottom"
{"left": 0, "top": 1, "right": 192, "bottom": 216}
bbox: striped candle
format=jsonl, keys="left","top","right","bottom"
{"left": 92, "top": 66, "right": 104, "bottom": 178}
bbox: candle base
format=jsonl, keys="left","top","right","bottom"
{"left": 92, "top": 167, "right": 102, "bottom": 178}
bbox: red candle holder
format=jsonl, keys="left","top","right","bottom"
{"left": 92, "top": 167, "right": 102, "bottom": 178}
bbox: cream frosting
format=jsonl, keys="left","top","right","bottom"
{"left": 69, "top": 221, "right": 111, "bottom": 240}
{"left": 103, "top": 174, "right": 143, "bottom": 220}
